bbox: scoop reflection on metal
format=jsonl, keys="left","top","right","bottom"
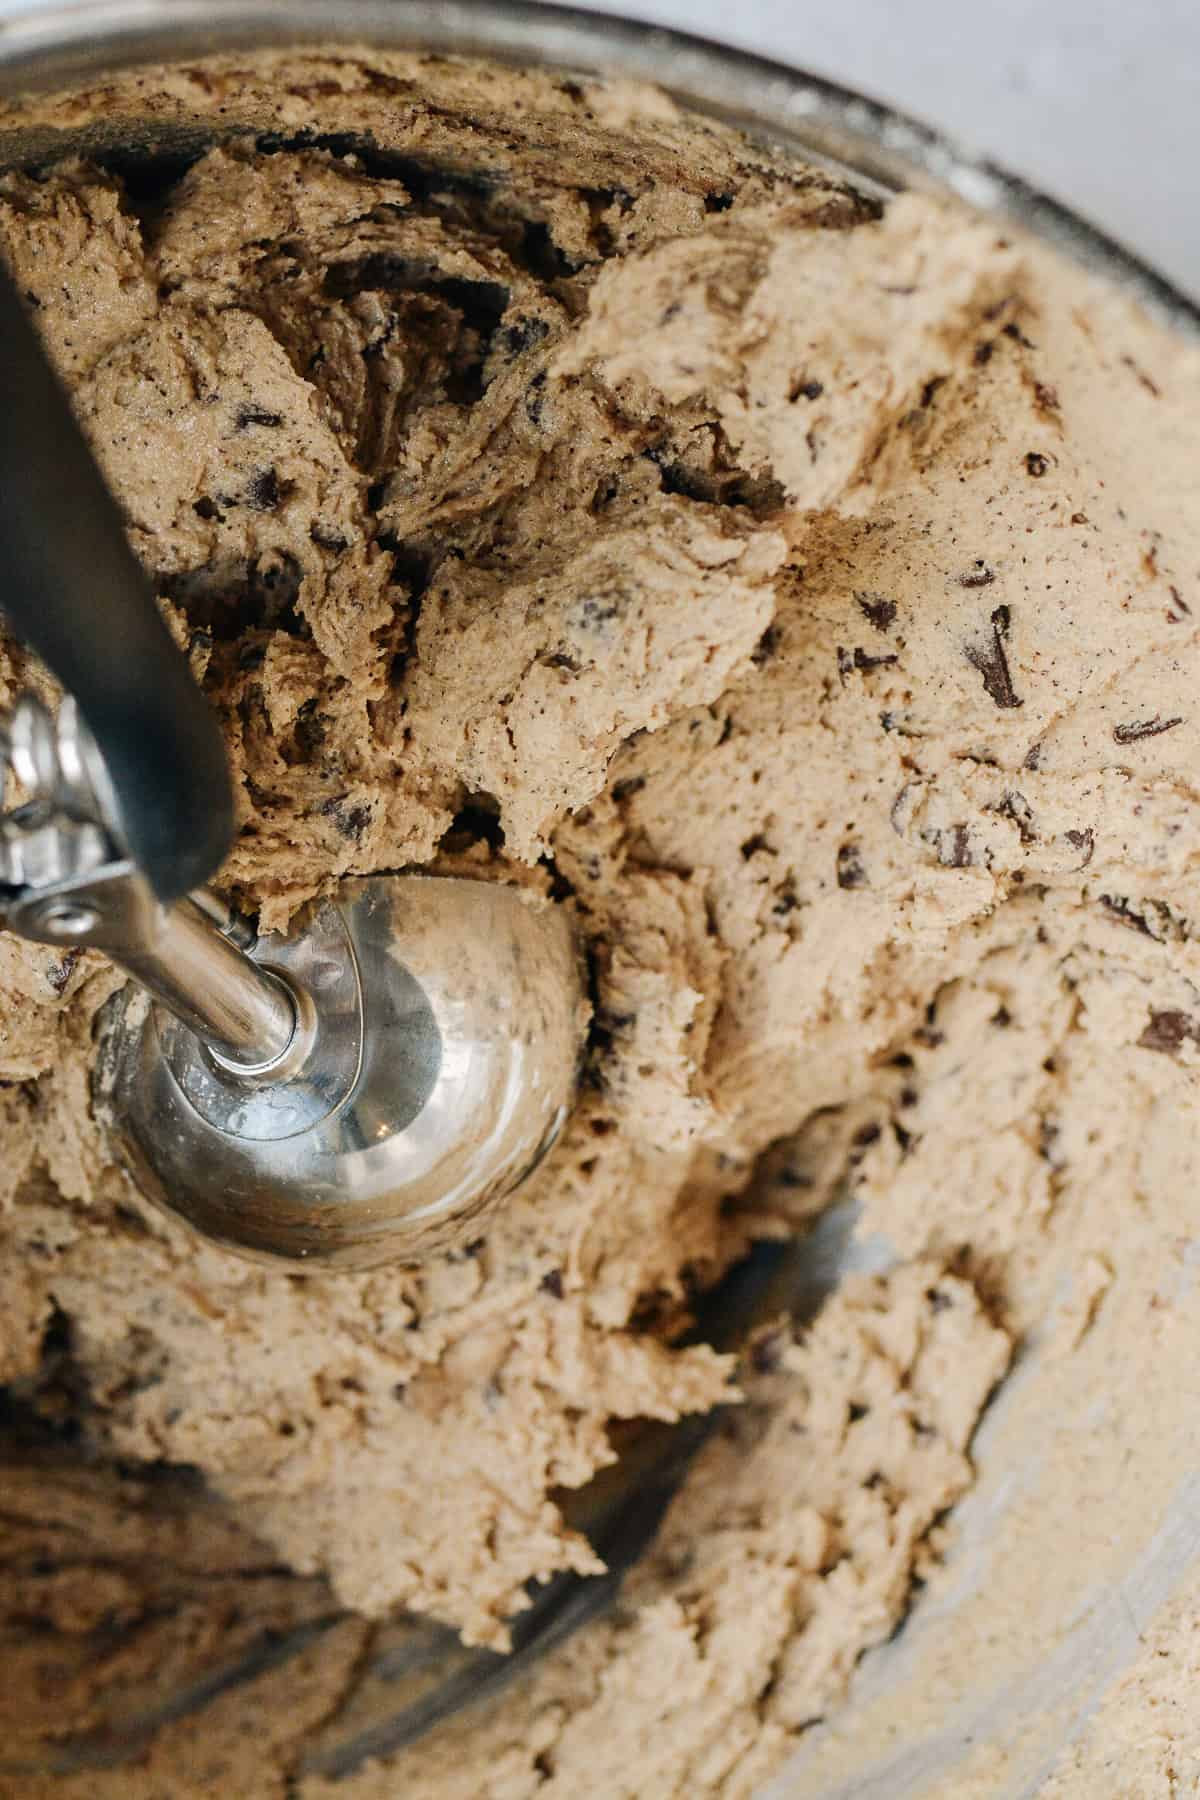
{"left": 0, "top": 694, "right": 584, "bottom": 1269}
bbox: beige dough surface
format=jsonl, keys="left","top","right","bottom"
{"left": 0, "top": 47, "right": 1198, "bottom": 1800}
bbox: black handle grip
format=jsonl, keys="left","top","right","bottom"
{"left": 0, "top": 263, "right": 233, "bottom": 901}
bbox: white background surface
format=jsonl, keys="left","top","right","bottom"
{"left": 566, "top": 0, "right": 1200, "bottom": 301}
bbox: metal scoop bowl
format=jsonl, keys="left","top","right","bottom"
{"left": 94, "top": 872, "right": 582, "bottom": 1269}
{"left": 0, "top": 262, "right": 584, "bottom": 1270}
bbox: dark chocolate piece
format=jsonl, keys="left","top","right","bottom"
{"left": 836, "top": 842, "right": 868, "bottom": 889}
{"left": 1140, "top": 1010, "right": 1199, "bottom": 1055}
{"left": 855, "top": 591, "right": 897, "bottom": 631}
{"left": 1112, "top": 715, "right": 1183, "bottom": 744}
{"left": 965, "top": 605, "right": 1023, "bottom": 709}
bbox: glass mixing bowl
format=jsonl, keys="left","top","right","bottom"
{"left": 1, "top": 5, "right": 1199, "bottom": 1796}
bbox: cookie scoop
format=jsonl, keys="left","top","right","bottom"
{"left": 0, "top": 266, "right": 583, "bottom": 1269}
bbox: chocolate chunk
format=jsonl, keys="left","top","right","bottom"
{"left": 751, "top": 623, "right": 781, "bottom": 666}
{"left": 1064, "top": 827, "right": 1095, "bottom": 868}
{"left": 941, "top": 823, "right": 972, "bottom": 867}
{"left": 1139, "top": 1010, "right": 1200, "bottom": 1055}
{"left": 1112, "top": 715, "right": 1184, "bottom": 744}
{"left": 500, "top": 316, "right": 550, "bottom": 357}
{"left": 1003, "top": 321, "right": 1037, "bottom": 349}
{"left": 525, "top": 370, "right": 548, "bottom": 425}
{"left": 540, "top": 1268, "right": 565, "bottom": 1298}
{"left": 965, "top": 605, "right": 1023, "bottom": 709}
{"left": 571, "top": 593, "right": 623, "bottom": 633}
{"left": 244, "top": 467, "right": 282, "bottom": 511}
{"left": 1024, "top": 451, "right": 1050, "bottom": 477}
{"left": 880, "top": 712, "right": 925, "bottom": 738}
{"left": 44, "top": 950, "right": 80, "bottom": 996}
{"left": 235, "top": 404, "right": 283, "bottom": 430}
{"left": 840, "top": 644, "right": 899, "bottom": 679}
{"left": 997, "top": 790, "right": 1036, "bottom": 844}
{"left": 789, "top": 376, "right": 825, "bottom": 403}
{"left": 1033, "top": 382, "right": 1060, "bottom": 413}
{"left": 974, "top": 340, "right": 995, "bottom": 365}
{"left": 1038, "top": 1118, "right": 1063, "bottom": 1166}
{"left": 1167, "top": 585, "right": 1191, "bottom": 622}
{"left": 836, "top": 841, "right": 868, "bottom": 889}
{"left": 957, "top": 560, "right": 995, "bottom": 588}
{"left": 855, "top": 591, "right": 897, "bottom": 631}
{"left": 1099, "top": 894, "right": 1155, "bottom": 937}
{"left": 320, "top": 795, "right": 373, "bottom": 840}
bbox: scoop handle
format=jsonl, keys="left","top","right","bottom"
{"left": 0, "top": 263, "right": 232, "bottom": 901}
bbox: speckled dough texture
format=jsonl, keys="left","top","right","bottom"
{"left": 0, "top": 47, "right": 1198, "bottom": 1800}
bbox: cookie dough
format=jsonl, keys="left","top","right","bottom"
{"left": 0, "top": 46, "right": 1198, "bottom": 1800}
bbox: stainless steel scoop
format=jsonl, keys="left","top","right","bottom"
{"left": 0, "top": 266, "right": 584, "bottom": 1269}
